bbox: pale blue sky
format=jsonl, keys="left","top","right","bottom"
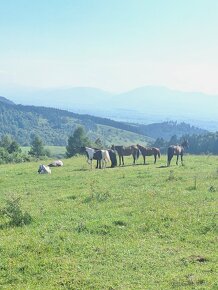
{"left": 0, "top": 0, "right": 218, "bottom": 93}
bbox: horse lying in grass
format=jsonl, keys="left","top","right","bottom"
{"left": 48, "top": 160, "right": 63, "bottom": 167}
{"left": 82, "top": 147, "right": 117, "bottom": 169}
{"left": 137, "top": 144, "right": 161, "bottom": 164}
{"left": 38, "top": 164, "right": 51, "bottom": 174}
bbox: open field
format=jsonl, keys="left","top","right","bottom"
{"left": 21, "top": 146, "right": 66, "bottom": 158}
{"left": 0, "top": 155, "right": 217, "bottom": 289}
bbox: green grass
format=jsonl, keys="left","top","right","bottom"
{"left": 95, "top": 124, "right": 153, "bottom": 146}
{"left": 21, "top": 146, "right": 66, "bottom": 158}
{"left": 0, "top": 155, "right": 217, "bottom": 289}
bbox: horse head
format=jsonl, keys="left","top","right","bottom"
{"left": 181, "top": 140, "right": 189, "bottom": 148}
{"left": 80, "top": 146, "right": 88, "bottom": 154}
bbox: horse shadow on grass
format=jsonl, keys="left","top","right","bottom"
{"left": 156, "top": 165, "right": 168, "bottom": 169}
{"left": 73, "top": 168, "right": 89, "bottom": 172}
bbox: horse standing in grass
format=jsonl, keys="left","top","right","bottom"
{"left": 137, "top": 144, "right": 161, "bottom": 164}
{"left": 107, "top": 149, "right": 117, "bottom": 168}
{"left": 83, "top": 147, "right": 112, "bottom": 169}
{"left": 111, "top": 145, "right": 139, "bottom": 166}
{"left": 167, "top": 140, "right": 188, "bottom": 166}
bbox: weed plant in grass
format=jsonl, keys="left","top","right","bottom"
{"left": 0, "top": 155, "right": 217, "bottom": 289}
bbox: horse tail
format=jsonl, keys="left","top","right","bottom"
{"left": 104, "top": 150, "right": 111, "bottom": 163}
{"left": 167, "top": 147, "right": 173, "bottom": 166}
{"left": 109, "top": 150, "right": 117, "bottom": 167}
{"left": 136, "top": 149, "right": 140, "bottom": 159}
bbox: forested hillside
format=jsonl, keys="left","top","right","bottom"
{"left": 0, "top": 99, "right": 152, "bottom": 146}
{"left": 135, "top": 121, "right": 206, "bottom": 140}
{"left": 0, "top": 97, "right": 207, "bottom": 146}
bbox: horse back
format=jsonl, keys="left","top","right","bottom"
{"left": 101, "top": 150, "right": 111, "bottom": 162}
{"left": 168, "top": 145, "right": 182, "bottom": 155}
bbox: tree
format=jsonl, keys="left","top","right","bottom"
{"left": 8, "top": 141, "right": 21, "bottom": 154}
{"left": 94, "top": 138, "right": 104, "bottom": 149}
{"left": 66, "top": 127, "right": 91, "bottom": 157}
{"left": 0, "top": 135, "right": 12, "bottom": 150}
{"left": 168, "top": 135, "right": 178, "bottom": 146}
{"left": 29, "top": 136, "right": 45, "bottom": 157}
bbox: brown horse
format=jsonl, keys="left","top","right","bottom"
{"left": 167, "top": 140, "right": 188, "bottom": 166}
{"left": 111, "top": 145, "right": 139, "bottom": 166}
{"left": 137, "top": 144, "right": 161, "bottom": 164}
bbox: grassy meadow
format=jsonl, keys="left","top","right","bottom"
{"left": 0, "top": 155, "right": 217, "bottom": 289}
{"left": 21, "top": 146, "right": 66, "bottom": 158}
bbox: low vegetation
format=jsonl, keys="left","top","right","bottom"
{"left": 0, "top": 155, "right": 217, "bottom": 289}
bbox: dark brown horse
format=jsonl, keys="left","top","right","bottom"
{"left": 137, "top": 144, "right": 161, "bottom": 164}
{"left": 111, "top": 145, "right": 139, "bottom": 166}
{"left": 167, "top": 140, "right": 188, "bottom": 166}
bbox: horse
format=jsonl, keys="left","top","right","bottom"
{"left": 167, "top": 140, "right": 189, "bottom": 166}
{"left": 111, "top": 145, "right": 139, "bottom": 166}
{"left": 137, "top": 144, "right": 161, "bottom": 164}
{"left": 38, "top": 164, "right": 51, "bottom": 174}
{"left": 83, "top": 147, "right": 111, "bottom": 169}
{"left": 48, "top": 160, "right": 63, "bottom": 167}
{"left": 107, "top": 149, "right": 117, "bottom": 168}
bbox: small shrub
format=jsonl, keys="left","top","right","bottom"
{"left": 167, "top": 170, "right": 175, "bottom": 181}
{"left": 208, "top": 185, "right": 216, "bottom": 192}
{"left": 95, "top": 192, "right": 110, "bottom": 202}
{"left": 0, "top": 195, "right": 32, "bottom": 227}
{"left": 75, "top": 222, "right": 88, "bottom": 233}
{"left": 113, "top": 220, "right": 127, "bottom": 227}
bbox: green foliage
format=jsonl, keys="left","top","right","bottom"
{"left": 94, "top": 137, "right": 104, "bottom": 148}
{"left": 185, "top": 132, "right": 218, "bottom": 154}
{"left": 28, "top": 136, "right": 46, "bottom": 157}
{"left": 0, "top": 195, "right": 32, "bottom": 227}
{"left": 0, "top": 134, "right": 27, "bottom": 164}
{"left": 0, "top": 134, "right": 12, "bottom": 150}
{"left": 153, "top": 131, "right": 218, "bottom": 155}
{"left": 66, "top": 126, "right": 91, "bottom": 157}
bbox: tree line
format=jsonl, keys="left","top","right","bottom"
{"left": 0, "top": 100, "right": 205, "bottom": 146}
{"left": 153, "top": 132, "right": 218, "bottom": 155}
{"left": 0, "top": 127, "right": 218, "bottom": 164}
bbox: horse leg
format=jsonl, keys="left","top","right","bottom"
{"left": 181, "top": 153, "right": 184, "bottom": 165}
{"left": 167, "top": 155, "right": 172, "bottom": 166}
{"left": 99, "top": 159, "right": 102, "bottom": 169}
{"left": 154, "top": 154, "right": 156, "bottom": 164}
{"left": 96, "top": 160, "right": 99, "bottom": 169}
{"left": 176, "top": 155, "right": 179, "bottom": 165}
{"left": 122, "top": 155, "right": 124, "bottom": 166}
{"left": 143, "top": 155, "right": 145, "bottom": 165}
{"left": 103, "top": 158, "right": 107, "bottom": 168}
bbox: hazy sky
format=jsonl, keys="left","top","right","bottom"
{"left": 1, "top": 0, "right": 218, "bottom": 93}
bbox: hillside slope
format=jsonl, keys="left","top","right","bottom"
{"left": 0, "top": 99, "right": 152, "bottom": 146}
{"left": 0, "top": 97, "right": 206, "bottom": 146}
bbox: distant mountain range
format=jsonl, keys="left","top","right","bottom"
{"left": 2, "top": 85, "right": 218, "bottom": 131}
{"left": 0, "top": 96, "right": 206, "bottom": 146}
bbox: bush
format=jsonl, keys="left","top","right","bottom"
{"left": 0, "top": 195, "right": 32, "bottom": 227}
